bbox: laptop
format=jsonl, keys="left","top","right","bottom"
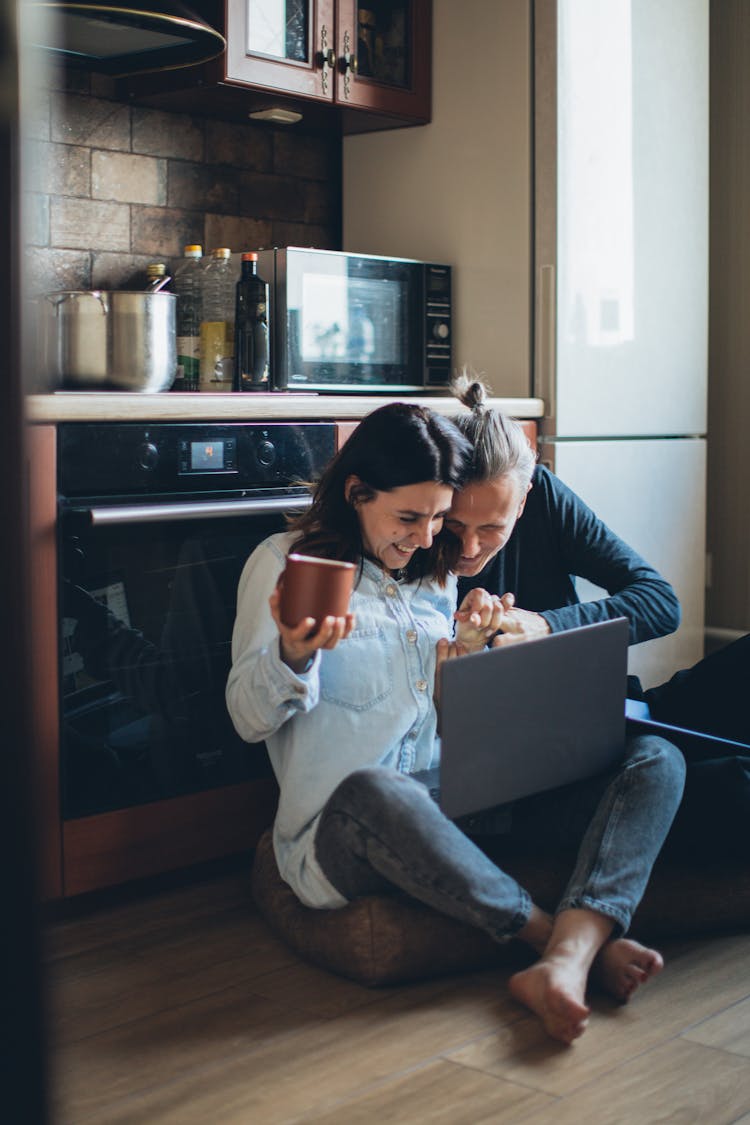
{"left": 423, "top": 617, "right": 630, "bottom": 819}
{"left": 625, "top": 698, "right": 750, "bottom": 761}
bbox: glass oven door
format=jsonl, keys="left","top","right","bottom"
{"left": 59, "top": 498, "right": 292, "bottom": 820}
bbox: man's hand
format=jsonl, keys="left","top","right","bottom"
{"left": 454, "top": 587, "right": 507, "bottom": 653}
{"left": 490, "top": 592, "right": 551, "bottom": 645}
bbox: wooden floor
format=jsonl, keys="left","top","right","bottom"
{"left": 44, "top": 864, "right": 750, "bottom": 1125}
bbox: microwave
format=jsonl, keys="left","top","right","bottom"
{"left": 255, "top": 247, "right": 452, "bottom": 393}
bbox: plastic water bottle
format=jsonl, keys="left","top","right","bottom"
{"left": 234, "top": 252, "right": 270, "bottom": 392}
{"left": 199, "top": 248, "right": 235, "bottom": 392}
{"left": 172, "top": 244, "right": 203, "bottom": 391}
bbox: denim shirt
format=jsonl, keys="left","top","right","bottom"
{"left": 226, "top": 531, "right": 457, "bottom": 908}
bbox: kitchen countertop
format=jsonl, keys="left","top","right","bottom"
{"left": 25, "top": 392, "right": 545, "bottom": 424}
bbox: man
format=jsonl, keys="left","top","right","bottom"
{"left": 448, "top": 378, "right": 748, "bottom": 857}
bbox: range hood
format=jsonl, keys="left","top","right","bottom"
{"left": 30, "top": 2, "right": 226, "bottom": 75}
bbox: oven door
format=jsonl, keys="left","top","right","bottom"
{"left": 59, "top": 494, "right": 300, "bottom": 822}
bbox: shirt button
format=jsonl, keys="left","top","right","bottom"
{"left": 407, "top": 729, "right": 417, "bottom": 740}
{"left": 415, "top": 679, "right": 427, "bottom": 692}
{"left": 406, "top": 629, "right": 417, "bottom": 643}
{"left": 386, "top": 584, "right": 397, "bottom": 596}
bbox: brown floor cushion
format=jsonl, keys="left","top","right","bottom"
{"left": 250, "top": 829, "right": 750, "bottom": 987}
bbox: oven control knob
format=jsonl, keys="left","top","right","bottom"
{"left": 257, "top": 440, "right": 276, "bottom": 467}
{"left": 137, "top": 441, "right": 159, "bottom": 471}
{"left": 432, "top": 321, "right": 450, "bottom": 341}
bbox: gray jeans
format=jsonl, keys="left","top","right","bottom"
{"left": 314, "top": 734, "right": 685, "bottom": 940}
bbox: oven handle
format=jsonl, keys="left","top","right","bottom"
{"left": 83, "top": 494, "right": 313, "bottom": 526}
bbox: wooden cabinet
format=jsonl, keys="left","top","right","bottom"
{"left": 123, "top": 0, "right": 431, "bottom": 134}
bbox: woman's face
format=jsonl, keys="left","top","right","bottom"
{"left": 347, "top": 477, "right": 454, "bottom": 573}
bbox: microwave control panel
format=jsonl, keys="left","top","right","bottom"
{"left": 424, "top": 264, "right": 452, "bottom": 386}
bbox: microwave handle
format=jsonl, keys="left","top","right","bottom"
{"left": 84, "top": 494, "right": 313, "bottom": 526}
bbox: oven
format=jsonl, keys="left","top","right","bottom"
{"left": 56, "top": 420, "right": 336, "bottom": 895}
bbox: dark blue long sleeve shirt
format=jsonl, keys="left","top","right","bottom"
{"left": 456, "top": 465, "right": 681, "bottom": 647}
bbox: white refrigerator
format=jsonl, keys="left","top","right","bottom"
{"left": 533, "top": 0, "right": 709, "bottom": 689}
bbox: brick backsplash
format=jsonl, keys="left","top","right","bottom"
{"left": 26, "top": 68, "right": 341, "bottom": 296}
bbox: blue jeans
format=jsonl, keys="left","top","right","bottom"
{"left": 314, "top": 734, "right": 685, "bottom": 941}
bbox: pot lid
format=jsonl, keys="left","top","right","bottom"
{"left": 28, "top": 1, "right": 226, "bottom": 76}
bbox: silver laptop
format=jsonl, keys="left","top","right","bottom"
{"left": 431, "top": 617, "right": 630, "bottom": 818}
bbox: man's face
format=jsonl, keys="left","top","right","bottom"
{"left": 445, "top": 476, "right": 528, "bottom": 578}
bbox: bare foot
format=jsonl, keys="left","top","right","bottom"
{"left": 593, "top": 938, "right": 664, "bottom": 1003}
{"left": 508, "top": 958, "right": 591, "bottom": 1045}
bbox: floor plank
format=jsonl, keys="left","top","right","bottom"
{"left": 516, "top": 1038, "right": 750, "bottom": 1125}
{"left": 301, "top": 1058, "right": 556, "bottom": 1124}
{"left": 682, "top": 995, "right": 750, "bottom": 1056}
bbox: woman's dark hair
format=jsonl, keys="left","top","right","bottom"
{"left": 289, "top": 402, "right": 472, "bottom": 584}
{"left": 450, "top": 371, "right": 536, "bottom": 491}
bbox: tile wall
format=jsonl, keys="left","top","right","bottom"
{"left": 24, "top": 68, "right": 342, "bottom": 297}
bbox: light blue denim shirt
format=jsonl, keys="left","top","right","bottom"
{"left": 226, "top": 531, "right": 457, "bottom": 908}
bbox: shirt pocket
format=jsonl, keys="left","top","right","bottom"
{"left": 320, "top": 626, "right": 393, "bottom": 712}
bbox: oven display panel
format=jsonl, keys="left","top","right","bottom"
{"left": 179, "top": 438, "right": 237, "bottom": 473}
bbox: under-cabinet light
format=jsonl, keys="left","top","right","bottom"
{"left": 248, "top": 107, "right": 303, "bottom": 125}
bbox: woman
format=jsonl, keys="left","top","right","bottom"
{"left": 226, "top": 402, "right": 685, "bottom": 1045}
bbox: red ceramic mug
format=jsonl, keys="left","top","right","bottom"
{"left": 279, "top": 553, "right": 356, "bottom": 628}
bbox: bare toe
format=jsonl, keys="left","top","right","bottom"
{"left": 594, "top": 939, "right": 664, "bottom": 1003}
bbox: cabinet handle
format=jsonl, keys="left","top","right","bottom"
{"left": 341, "top": 30, "right": 358, "bottom": 99}
{"left": 537, "top": 264, "right": 556, "bottom": 420}
{"left": 319, "top": 26, "right": 336, "bottom": 95}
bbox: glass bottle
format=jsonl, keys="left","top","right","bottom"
{"left": 145, "top": 262, "right": 171, "bottom": 292}
{"left": 172, "top": 244, "right": 203, "bottom": 392}
{"left": 233, "top": 252, "right": 270, "bottom": 392}
{"left": 199, "top": 248, "right": 235, "bottom": 392}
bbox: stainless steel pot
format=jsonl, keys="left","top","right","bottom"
{"left": 43, "top": 290, "right": 177, "bottom": 392}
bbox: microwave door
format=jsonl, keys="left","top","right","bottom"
{"left": 279, "top": 249, "right": 424, "bottom": 392}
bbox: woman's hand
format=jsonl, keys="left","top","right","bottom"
{"left": 454, "top": 587, "right": 507, "bottom": 653}
{"left": 490, "top": 592, "right": 551, "bottom": 644}
{"left": 269, "top": 586, "right": 356, "bottom": 674}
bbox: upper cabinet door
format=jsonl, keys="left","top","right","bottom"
{"left": 336, "top": 0, "right": 431, "bottom": 120}
{"left": 226, "top": 0, "right": 337, "bottom": 101}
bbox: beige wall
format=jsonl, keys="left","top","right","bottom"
{"left": 343, "top": 0, "right": 532, "bottom": 397}
{"left": 706, "top": 0, "right": 750, "bottom": 635}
